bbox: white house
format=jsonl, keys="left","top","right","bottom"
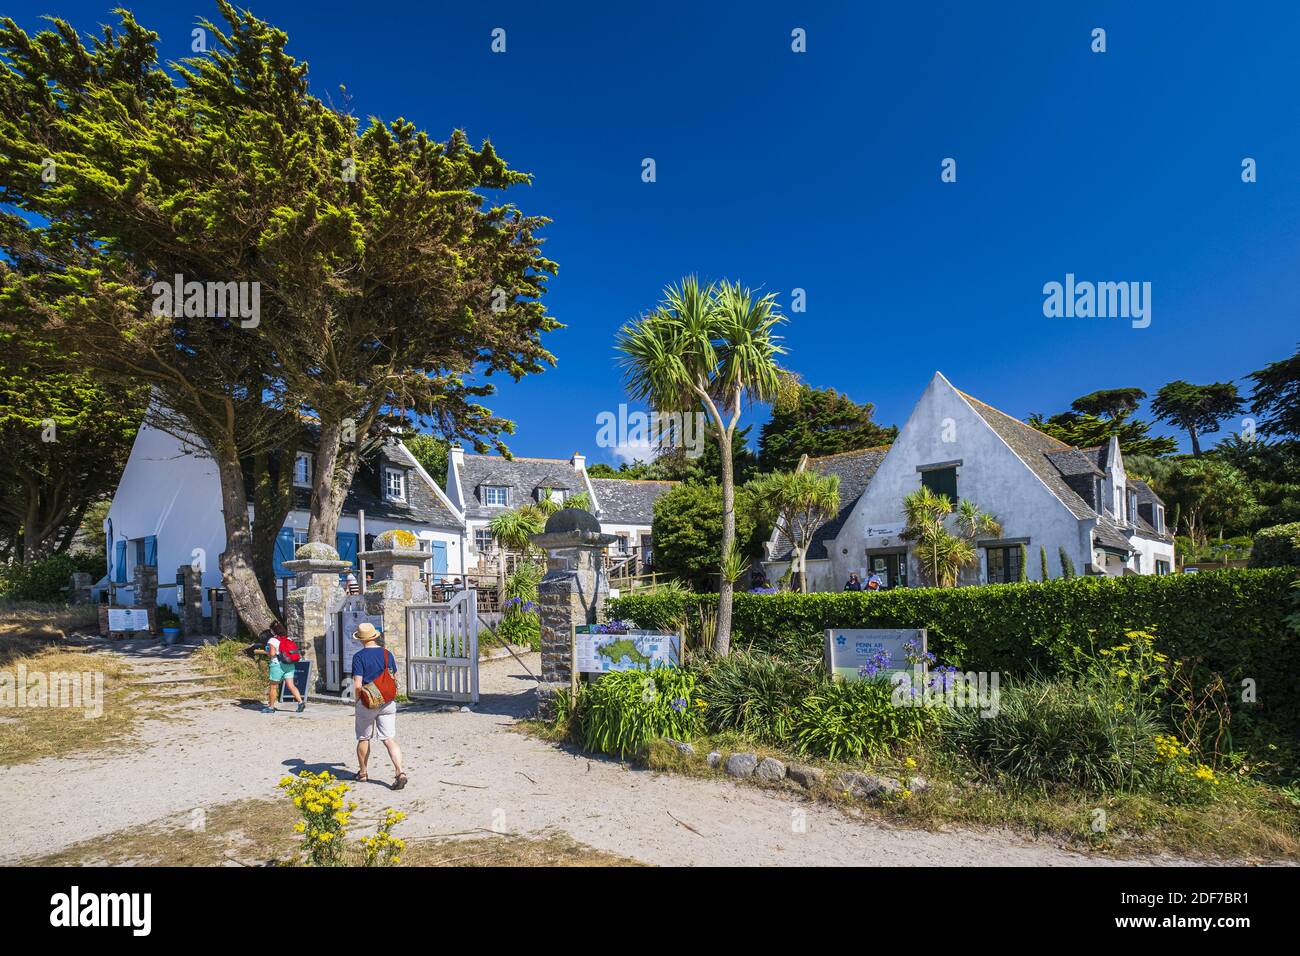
{"left": 763, "top": 372, "right": 1175, "bottom": 591}
{"left": 104, "top": 416, "right": 466, "bottom": 615}
{"left": 444, "top": 447, "right": 675, "bottom": 570}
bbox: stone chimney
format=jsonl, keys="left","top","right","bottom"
{"left": 449, "top": 445, "right": 465, "bottom": 469}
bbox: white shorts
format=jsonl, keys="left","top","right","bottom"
{"left": 355, "top": 700, "right": 397, "bottom": 741}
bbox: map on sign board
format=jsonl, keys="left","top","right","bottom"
{"left": 575, "top": 626, "right": 680, "bottom": 674}
{"left": 823, "top": 628, "right": 926, "bottom": 682}
{"left": 107, "top": 608, "right": 150, "bottom": 632}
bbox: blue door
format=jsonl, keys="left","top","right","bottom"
{"left": 429, "top": 540, "right": 448, "bottom": 576}
{"left": 273, "top": 527, "right": 297, "bottom": 577}
{"left": 335, "top": 532, "right": 359, "bottom": 569}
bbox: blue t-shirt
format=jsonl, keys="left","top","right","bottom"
{"left": 352, "top": 645, "right": 395, "bottom": 683}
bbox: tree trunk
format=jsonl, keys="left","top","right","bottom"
{"left": 215, "top": 452, "right": 277, "bottom": 635}
{"left": 714, "top": 434, "right": 736, "bottom": 656}
{"left": 308, "top": 416, "right": 364, "bottom": 546}
{"left": 797, "top": 546, "right": 809, "bottom": 594}
{"left": 251, "top": 449, "right": 293, "bottom": 617}
{"left": 1189, "top": 426, "right": 1202, "bottom": 457}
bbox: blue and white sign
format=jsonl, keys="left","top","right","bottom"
{"left": 824, "top": 628, "right": 926, "bottom": 681}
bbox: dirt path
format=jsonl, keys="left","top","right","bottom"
{"left": 1, "top": 648, "right": 1199, "bottom": 867}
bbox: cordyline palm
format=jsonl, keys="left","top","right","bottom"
{"left": 489, "top": 504, "right": 546, "bottom": 554}
{"left": 616, "top": 276, "right": 789, "bottom": 654}
{"left": 748, "top": 468, "right": 840, "bottom": 593}
{"left": 900, "top": 487, "right": 1001, "bottom": 587}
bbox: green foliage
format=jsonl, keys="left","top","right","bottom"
{"left": 650, "top": 480, "right": 758, "bottom": 591}
{"left": 795, "top": 678, "right": 937, "bottom": 761}
{"left": 577, "top": 668, "right": 704, "bottom": 757}
{"left": 940, "top": 676, "right": 1163, "bottom": 795}
{"left": 1151, "top": 381, "right": 1245, "bottom": 456}
{"left": 1017, "top": 543, "right": 1029, "bottom": 582}
{"left": 745, "top": 467, "right": 840, "bottom": 592}
{"left": 0, "top": 552, "right": 105, "bottom": 602}
{"left": 1249, "top": 522, "right": 1300, "bottom": 568}
{"left": 1059, "top": 547, "right": 1076, "bottom": 579}
{"left": 403, "top": 434, "right": 449, "bottom": 489}
{"left": 1025, "top": 406, "right": 1176, "bottom": 458}
{"left": 757, "top": 384, "right": 896, "bottom": 472}
{"left": 609, "top": 569, "right": 1300, "bottom": 740}
{"left": 694, "top": 650, "right": 820, "bottom": 742}
{"left": 900, "top": 487, "right": 1000, "bottom": 587}
{"left": 489, "top": 505, "right": 546, "bottom": 554}
{"left": 1248, "top": 345, "right": 1300, "bottom": 439}
{"left": 1039, "top": 545, "right": 1049, "bottom": 582}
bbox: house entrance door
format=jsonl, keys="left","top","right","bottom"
{"left": 866, "top": 551, "right": 908, "bottom": 589}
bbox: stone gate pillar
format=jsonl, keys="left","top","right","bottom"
{"left": 358, "top": 530, "right": 431, "bottom": 698}
{"left": 177, "top": 565, "right": 204, "bottom": 638}
{"left": 133, "top": 564, "right": 158, "bottom": 610}
{"left": 283, "top": 542, "right": 351, "bottom": 692}
{"left": 529, "top": 509, "right": 616, "bottom": 719}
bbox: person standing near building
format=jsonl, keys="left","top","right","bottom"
{"left": 256, "top": 622, "right": 305, "bottom": 714}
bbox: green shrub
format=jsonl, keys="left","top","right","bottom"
{"left": 0, "top": 552, "right": 106, "bottom": 602}
{"left": 795, "top": 678, "right": 936, "bottom": 761}
{"left": 695, "top": 650, "right": 820, "bottom": 742}
{"left": 610, "top": 569, "right": 1300, "bottom": 739}
{"left": 939, "top": 676, "right": 1163, "bottom": 794}
{"left": 1250, "top": 522, "right": 1300, "bottom": 568}
{"left": 578, "top": 668, "right": 703, "bottom": 757}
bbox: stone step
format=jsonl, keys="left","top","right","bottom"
{"left": 130, "top": 674, "right": 225, "bottom": 686}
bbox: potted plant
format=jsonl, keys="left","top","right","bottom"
{"left": 157, "top": 605, "right": 182, "bottom": 645}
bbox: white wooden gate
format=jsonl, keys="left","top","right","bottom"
{"left": 406, "top": 589, "right": 479, "bottom": 703}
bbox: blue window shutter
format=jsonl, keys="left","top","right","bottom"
{"left": 273, "top": 528, "right": 297, "bottom": 577}
{"left": 430, "top": 540, "right": 448, "bottom": 575}
{"left": 143, "top": 535, "right": 158, "bottom": 567}
{"left": 335, "top": 532, "right": 359, "bottom": 568}
{"left": 113, "top": 540, "right": 127, "bottom": 583}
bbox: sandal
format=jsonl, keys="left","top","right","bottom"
{"left": 392, "top": 772, "right": 408, "bottom": 791}
{"left": 356, "top": 771, "right": 369, "bottom": 782}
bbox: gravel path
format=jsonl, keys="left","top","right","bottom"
{"left": 1, "top": 646, "right": 1199, "bottom": 866}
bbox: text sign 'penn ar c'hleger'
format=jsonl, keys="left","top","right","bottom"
{"left": 824, "top": 628, "right": 926, "bottom": 681}
{"left": 575, "top": 626, "right": 680, "bottom": 674}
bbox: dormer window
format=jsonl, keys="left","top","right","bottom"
{"left": 1093, "top": 478, "right": 1106, "bottom": 515}
{"left": 1127, "top": 490, "right": 1138, "bottom": 523}
{"left": 482, "top": 485, "right": 509, "bottom": 507}
{"left": 383, "top": 467, "right": 406, "bottom": 502}
{"left": 1154, "top": 504, "right": 1165, "bottom": 534}
{"left": 538, "top": 486, "right": 566, "bottom": 505}
{"left": 294, "top": 452, "right": 313, "bottom": 488}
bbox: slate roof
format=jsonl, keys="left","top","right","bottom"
{"left": 588, "top": 478, "right": 678, "bottom": 525}
{"left": 287, "top": 440, "right": 461, "bottom": 530}
{"left": 771, "top": 447, "right": 890, "bottom": 561}
{"left": 1093, "top": 515, "right": 1136, "bottom": 554}
{"left": 457, "top": 454, "right": 586, "bottom": 520}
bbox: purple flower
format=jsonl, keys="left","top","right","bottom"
{"left": 671, "top": 697, "right": 687, "bottom": 712}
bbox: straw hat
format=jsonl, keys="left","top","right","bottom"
{"left": 354, "top": 622, "right": 381, "bottom": 644}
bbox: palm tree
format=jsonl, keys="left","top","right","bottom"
{"left": 747, "top": 468, "right": 840, "bottom": 593}
{"left": 900, "top": 487, "right": 1001, "bottom": 587}
{"left": 489, "top": 504, "right": 546, "bottom": 554}
{"left": 616, "top": 277, "right": 789, "bottom": 654}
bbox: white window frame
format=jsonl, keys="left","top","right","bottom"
{"left": 293, "top": 529, "right": 309, "bottom": 548}
{"left": 474, "top": 527, "right": 496, "bottom": 553}
{"left": 482, "top": 485, "right": 509, "bottom": 507}
{"left": 293, "top": 451, "right": 313, "bottom": 488}
{"left": 1154, "top": 505, "right": 1165, "bottom": 534}
{"left": 383, "top": 467, "right": 406, "bottom": 502}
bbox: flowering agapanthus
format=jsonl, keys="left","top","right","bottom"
{"left": 671, "top": 697, "right": 687, "bottom": 712}
{"left": 748, "top": 586, "right": 778, "bottom": 594}
{"left": 858, "top": 648, "right": 893, "bottom": 678}
{"left": 592, "top": 620, "right": 634, "bottom": 634}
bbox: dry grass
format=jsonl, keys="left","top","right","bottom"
{"left": 192, "top": 638, "right": 270, "bottom": 699}
{"left": 0, "top": 601, "right": 98, "bottom": 643}
{"left": 22, "top": 797, "right": 640, "bottom": 867}
{"left": 0, "top": 634, "right": 140, "bottom": 767}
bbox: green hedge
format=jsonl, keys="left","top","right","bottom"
{"left": 611, "top": 569, "right": 1300, "bottom": 733}
{"left": 1250, "top": 522, "right": 1300, "bottom": 568}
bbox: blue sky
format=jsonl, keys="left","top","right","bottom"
{"left": 20, "top": 1, "right": 1300, "bottom": 461}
